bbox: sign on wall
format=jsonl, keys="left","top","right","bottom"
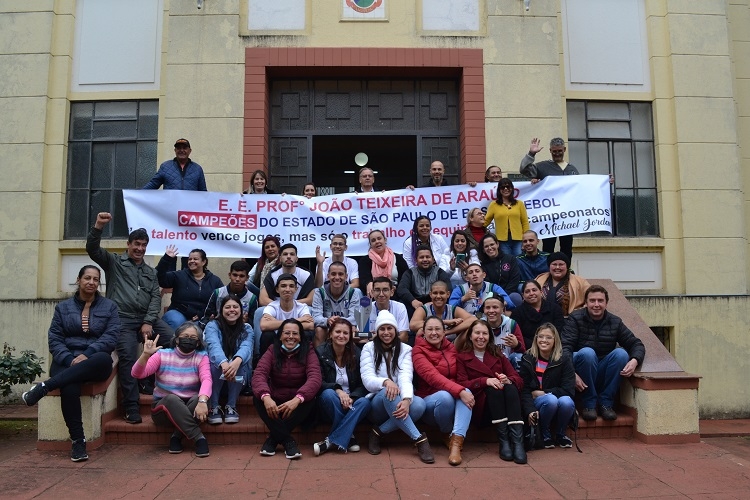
{"left": 123, "top": 176, "right": 612, "bottom": 258}
{"left": 342, "top": 0, "right": 387, "bottom": 21}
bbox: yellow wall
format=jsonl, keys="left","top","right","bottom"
{"left": 0, "top": 0, "right": 748, "bottom": 415}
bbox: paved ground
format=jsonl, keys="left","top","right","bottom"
{"left": 2, "top": 404, "right": 749, "bottom": 499}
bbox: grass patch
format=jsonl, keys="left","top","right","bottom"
{"left": 0, "top": 420, "right": 37, "bottom": 437}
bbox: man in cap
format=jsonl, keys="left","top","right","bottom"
{"left": 142, "top": 138, "right": 207, "bottom": 191}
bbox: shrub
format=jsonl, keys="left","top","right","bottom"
{"left": 0, "top": 343, "right": 44, "bottom": 398}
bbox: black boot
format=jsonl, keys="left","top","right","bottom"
{"left": 494, "top": 419, "right": 513, "bottom": 461}
{"left": 508, "top": 421, "right": 527, "bottom": 464}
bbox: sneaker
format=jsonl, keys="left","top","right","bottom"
{"left": 207, "top": 406, "right": 223, "bottom": 425}
{"left": 284, "top": 440, "right": 302, "bottom": 460}
{"left": 259, "top": 437, "right": 277, "bottom": 456}
{"left": 347, "top": 435, "right": 360, "bottom": 453}
{"left": 581, "top": 407, "right": 597, "bottom": 421}
{"left": 169, "top": 433, "right": 183, "bottom": 454}
{"left": 557, "top": 435, "right": 573, "bottom": 448}
{"left": 313, "top": 438, "right": 330, "bottom": 456}
{"left": 195, "top": 437, "right": 209, "bottom": 458}
{"left": 138, "top": 381, "right": 154, "bottom": 395}
{"left": 22, "top": 383, "right": 47, "bottom": 406}
{"left": 223, "top": 405, "right": 239, "bottom": 424}
{"left": 124, "top": 408, "right": 142, "bottom": 424}
{"left": 600, "top": 406, "right": 617, "bottom": 421}
{"left": 543, "top": 437, "right": 555, "bottom": 449}
{"left": 71, "top": 439, "right": 88, "bottom": 462}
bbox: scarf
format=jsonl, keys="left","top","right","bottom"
{"left": 259, "top": 257, "right": 278, "bottom": 286}
{"left": 369, "top": 247, "right": 396, "bottom": 279}
{"left": 542, "top": 274, "right": 570, "bottom": 315}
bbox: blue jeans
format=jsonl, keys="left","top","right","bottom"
{"left": 500, "top": 240, "right": 522, "bottom": 257}
{"left": 162, "top": 310, "right": 190, "bottom": 331}
{"left": 507, "top": 352, "right": 522, "bottom": 372}
{"left": 533, "top": 393, "right": 575, "bottom": 439}
{"left": 573, "top": 347, "right": 630, "bottom": 408}
{"left": 318, "top": 389, "right": 372, "bottom": 449}
{"left": 253, "top": 308, "right": 265, "bottom": 354}
{"left": 420, "top": 390, "right": 472, "bottom": 438}
{"left": 368, "top": 388, "right": 425, "bottom": 440}
{"left": 209, "top": 362, "right": 251, "bottom": 408}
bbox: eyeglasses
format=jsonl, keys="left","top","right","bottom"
{"left": 372, "top": 288, "right": 391, "bottom": 295}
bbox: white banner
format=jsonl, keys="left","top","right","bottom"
{"left": 123, "top": 175, "right": 611, "bottom": 258}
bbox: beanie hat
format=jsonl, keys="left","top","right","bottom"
{"left": 374, "top": 310, "right": 398, "bottom": 333}
{"left": 547, "top": 251, "right": 571, "bottom": 269}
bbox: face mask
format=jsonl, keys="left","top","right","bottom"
{"left": 177, "top": 337, "right": 199, "bottom": 353}
{"left": 280, "top": 343, "right": 300, "bottom": 353}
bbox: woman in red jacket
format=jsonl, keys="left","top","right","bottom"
{"left": 455, "top": 320, "right": 527, "bottom": 464}
{"left": 412, "top": 316, "right": 475, "bottom": 466}
{"left": 252, "top": 318, "right": 322, "bottom": 460}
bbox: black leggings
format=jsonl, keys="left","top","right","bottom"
{"left": 542, "top": 235, "right": 573, "bottom": 260}
{"left": 47, "top": 352, "right": 113, "bottom": 441}
{"left": 254, "top": 396, "right": 314, "bottom": 445}
{"left": 483, "top": 384, "right": 523, "bottom": 423}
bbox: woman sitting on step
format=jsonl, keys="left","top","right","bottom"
{"left": 22, "top": 265, "right": 120, "bottom": 463}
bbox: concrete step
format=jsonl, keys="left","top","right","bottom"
{"left": 102, "top": 394, "right": 634, "bottom": 445}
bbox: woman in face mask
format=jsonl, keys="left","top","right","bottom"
{"left": 131, "top": 323, "right": 212, "bottom": 458}
{"left": 252, "top": 318, "right": 322, "bottom": 460}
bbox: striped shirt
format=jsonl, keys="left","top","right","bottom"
{"left": 535, "top": 358, "right": 549, "bottom": 389}
{"left": 131, "top": 348, "right": 212, "bottom": 401}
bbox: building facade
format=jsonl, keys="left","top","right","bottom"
{"left": 1, "top": 0, "right": 748, "bottom": 417}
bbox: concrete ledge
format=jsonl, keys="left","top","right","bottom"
{"left": 631, "top": 371, "right": 701, "bottom": 391}
{"left": 37, "top": 355, "right": 119, "bottom": 450}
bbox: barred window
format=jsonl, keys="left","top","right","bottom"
{"left": 65, "top": 101, "right": 158, "bottom": 239}
{"left": 567, "top": 101, "right": 658, "bottom": 237}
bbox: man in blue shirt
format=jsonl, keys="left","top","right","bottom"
{"left": 515, "top": 230, "right": 550, "bottom": 291}
{"left": 142, "top": 138, "right": 207, "bottom": 191}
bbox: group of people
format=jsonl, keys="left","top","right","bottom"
{"left": 21, "top": 137, "right": 643, "bottom": 464}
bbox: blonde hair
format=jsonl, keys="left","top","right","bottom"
{"left": 528, "top": 323, "right": 562, "bottom": 362}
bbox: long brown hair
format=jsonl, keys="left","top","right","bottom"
{"left": 455, "top": 319, "right": 503, "bottom": 358}
{"left": 328, "top": 318, "right": 357, "bottom": 371}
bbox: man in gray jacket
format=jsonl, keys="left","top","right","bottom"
{"left": 86, "top": 212, "right": 173, "bottom": 423}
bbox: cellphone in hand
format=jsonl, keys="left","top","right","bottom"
{"left": 456, "top": 253, "right": 466, "bottom": 264}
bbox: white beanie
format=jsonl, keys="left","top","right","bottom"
{"left": 374, "top": 310, "right": 398, "bottom": 333}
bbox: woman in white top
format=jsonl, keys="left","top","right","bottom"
{"left": 403, "top": 216, "right": 449, "bottom": 269}
{"left": 440, "top": 229, "right": 481, "bottom": 287}
{"left": 360, "top": 310, "right": 434, "bottom": 463}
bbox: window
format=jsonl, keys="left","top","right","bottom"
{"left": 566, "top": 101, "right": 658, "bottom": 237}
{"left": 65, "top": 100, "right": 158, "bottom": 239}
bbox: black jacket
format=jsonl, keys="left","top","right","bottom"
{"left": 156, "top": 254, "right": 224, "bottom": 319}
{"left": 511, "top": 299, "right": 565, "bottom": 349}
{"left": 519, "top": 352, "right": 575, "bottom": 418}
{"left": 315, "top": 343, "right": 368, "bottom": 400}
{"left": 561, "top": 309, "right": 645, "bottom": 366}
{"left": 481, "top": 255, "right": 521, "bottom": 297}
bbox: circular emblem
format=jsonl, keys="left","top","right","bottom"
{"left": 346, "top": 0, "right": 383, "bottom": 14}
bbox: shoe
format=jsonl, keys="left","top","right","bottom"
{"left": 240, "top": 384, "right": 253, "bottom": 396}
{"left": 543, "top": 437, "right": 555, "bottom": 449}
{"left": 368, "top": 427, "right": 382, "bottom": 455}
{"left": 448, "top": 434, "right": 464, "bottom": 466}
{"left": 223, "top": 405, "right": 239, "bottom": 424}
{"left": 600, "top": 406, "right": 617, "bottom": 421}
{"left": 138, "top": 381, "right": 154, "bottom": 395}
{"left": 71, "top": 439, "right": 88, "bottom": 462}
{"left": 284, "top": 440, "right": 302, "bottom": 460}
{"left": 557, "top": 435, "right": 573, "bottom": 448}
{"left": 508, "top": 422, "right": 528, "bottom": 464}
{"left": 414, "top": 433, "right": 435, "bottom": 464}
{"left": 495, "top": 420, "right": 512, "bottom": 461}
{"left": 347, "top": 435, "right": 360, "bottom": 453}
{"left": 124, "top": 408, "right": 142, "bottom": 424}
{"left": 207, "top": 406, "right": 223, "bottom": 424}
{"left": 195, "top": 437, "right": 209, "bottom": 458}
{"left": 314, "top": 438, "right": 330, "bottom": 456}
{"left": 169, "top": 432, "right": 183, "bottom": 454}
{"left": 259, "top": 436, "right": 277, "bottom": 456}
{"left": 581, "top": 407, "right": 597, "bottom": 421}
{"left": 22, "top": 383, "right": 47, "bottom": 406}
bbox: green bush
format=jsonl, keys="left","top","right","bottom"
{"left": 0, "top": 343, "right": 44, "bottom": 398}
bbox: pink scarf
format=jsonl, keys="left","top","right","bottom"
{"left": 369, "top": 247, "right": 396, "bottom": 279}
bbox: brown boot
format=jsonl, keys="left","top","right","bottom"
{"left": 448, "top": 434, "right": 464, "bottom": 466}
{"left": 414, "top": 432, "right": 435, "bottom": 464}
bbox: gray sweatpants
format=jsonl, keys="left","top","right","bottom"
{"left": 152, "top": 394, "right": 203, "bottom": 441}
